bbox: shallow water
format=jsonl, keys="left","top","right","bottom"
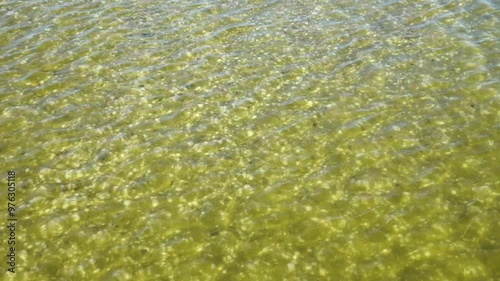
{"left": 1, "top": 0, "right": 499, "bottom": 280}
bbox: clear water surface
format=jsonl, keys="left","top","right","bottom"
{"left": 0, "top": 0, "right": 499, "bottom": 280}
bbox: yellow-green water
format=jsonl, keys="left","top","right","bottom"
{"left": 1, "top": 0, "right": 499, "bottom": 280}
